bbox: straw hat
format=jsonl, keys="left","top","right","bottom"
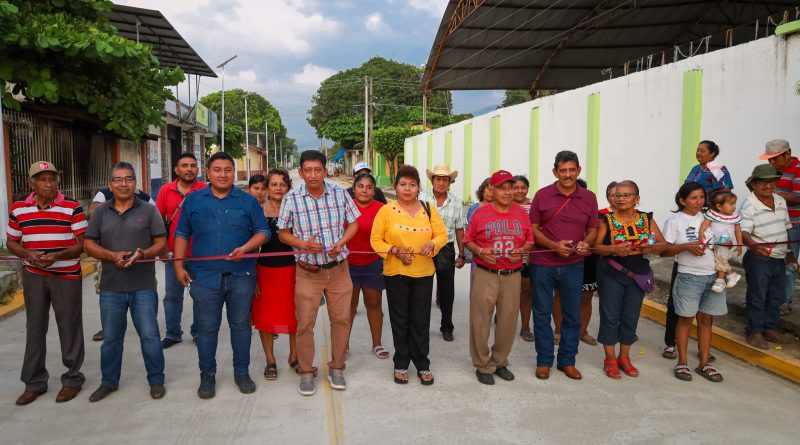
{"left": 426, "top": 164, "right": 458, "bottom": 183}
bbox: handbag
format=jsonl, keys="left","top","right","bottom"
{"left": 605, "top": 258, "right": 655, "bottom": 293}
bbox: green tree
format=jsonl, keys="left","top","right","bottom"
{"left": 308, "top": 56, "right": 467, "bottom": 149}
{"left": 199, "top": 88, "right": 294, "bottom": 161}
{"left": 498, "top": 90, "right": 532, "bottom": 109}
{"left": 0, "top": 0, "right": 184, "bottom": 140}
{"left": 373, "top": 126, "right": 419, "bottom": 181}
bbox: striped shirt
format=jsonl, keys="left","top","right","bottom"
{"left": 464, "top": 204, "right": 533, "bottom": 270}
{"left": 419, "top": 190, "right": 465, "bottom": 243}
{"left": 740, "top": 193, "right": 791, "bottom": 259}
{"left": 277, "top": 181, "right": 360, "bottom": 265}
{"left": 775, "top": 156, "right": 800, "bottom": 224}
{"left": 6, "top": 192, "right": 88, "bottom": 279}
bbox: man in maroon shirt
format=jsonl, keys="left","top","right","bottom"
{"left": 529, "top": 151, "right": 599, "bottom": 380}
{"left": 465, "top": 170, "right": 533, "bottom": 385}
{"left": 155, "top": 153, "right": 207, "bottom": 348}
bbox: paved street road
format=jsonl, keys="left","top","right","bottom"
{"left": 0, "top": 260, "right": 798, "bottom": 444}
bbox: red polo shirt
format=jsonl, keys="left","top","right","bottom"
{"left": 529, "top": 182, "right": 599, "bottom": 266}
{"left": 6, "top": 192, "right": 88, "bottom": 279}
{"left": 155, "top": 179, "right": 207, "bottom": 252}
{"left": 776, "top": 157, "right": 800, "bottom": 224}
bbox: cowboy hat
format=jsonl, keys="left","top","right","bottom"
{"left": 426, "top": 164, "right": 458, "bottom": 183}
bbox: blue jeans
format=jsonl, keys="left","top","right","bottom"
{"left": 99, "top": 289, "right": 165, "bottom": 388}
{"left": 190, "top": 273, "right": 256, "bottom": 375}
{"left": 783, "top": 223, "right": 800, "bottom": 307}
{"left": 530, "top": 262, "right": 584, "bottom": 367}
{"left": 596, "top": 260, "right": 644, "bottom": 345}
{"left": 163, "top": 261, "right": 195, "bottom": 341}
{"left": 743, "top": 251, "right": 785, "bottom": 335}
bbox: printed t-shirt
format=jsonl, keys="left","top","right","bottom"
{"left": 662, "top": 211, "right": 714, "bottom": 275}
{"left": 464, "top": 203, "right": 533, "bottom": 269}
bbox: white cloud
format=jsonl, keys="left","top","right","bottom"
{"left": 116, "top": 0, "right": 339, "bottom": 59}
{"left": 364, "top": 12, "right": 385, "bottom": 32}
{"left": 292, "top": 63, "right": 336, "bottom": 87}
{"left": 407, "top": 0, "right": 447, "bottom": 17}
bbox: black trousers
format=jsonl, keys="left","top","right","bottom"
{"left": 384, "top": 274, "right": 434, "bottom": 371}
{"left": 21, "top": 270, "right": 85, "bottom": 391}
{"left": 434, "top": 242, "right": 456, "bottom": 333}
{"left": 664, "top": 261, "right": 679, "bottom": 347}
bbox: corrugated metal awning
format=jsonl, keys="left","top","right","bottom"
{"left": 107, "top": 4, "right": 217, "bottom": 78}
{"left": 422, "top": 0, "right": 800, "bottom": 93}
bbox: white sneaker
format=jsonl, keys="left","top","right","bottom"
{"left": 711, "top": 278, "right": 726, "bottom": 293}
{"left": 725, "top": 272, "right": 741, "bottom": 288}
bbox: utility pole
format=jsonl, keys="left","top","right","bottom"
{"left": 369, "top": 77, "right": 374, "bottom": 167}
{"left": 422, "top": 93, "right": 427, "bottom": 129}
{"left": 273, "top": 133, "right": 278, "bottom": 168}
{"left": 363, "top": 75, "right": 369, "bottom": 167}
{"left": 216, "top": 54, "right": 237, "bottom": 152}
{"left": 279, "top": 139, "right": 283, "bottom": 168}
{"left": 265, "top": 120, "right": 269, "bottom": 170}
{"left": 244, "top": 94, "right": 250, "bottom": 181}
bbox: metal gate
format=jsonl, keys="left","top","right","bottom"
{"left": 4, "top": 110, "right": 114, "bottom": 203}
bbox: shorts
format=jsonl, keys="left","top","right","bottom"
{"left": 714, "top": 249, "right": 732, "bottom": 274}
{"left": 672, "top": 272, "right": 728, "bottom": 317}
{"left": 349, "top": 259, "right": 386, "bottom": 291}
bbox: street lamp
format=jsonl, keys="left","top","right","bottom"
{"left": 216, "top": 54, "right": 237, "bottom": 152}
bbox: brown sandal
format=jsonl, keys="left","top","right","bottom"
{"left": 264, "top": 363, "right": 277, "bottom": 380}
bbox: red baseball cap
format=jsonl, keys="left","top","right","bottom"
{"left": 490, "top": 170, "right": 514, "bottom": 187}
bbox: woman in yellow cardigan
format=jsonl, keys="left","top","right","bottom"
{"left": 371, "top": 165, "right": 448, "bottom": 385}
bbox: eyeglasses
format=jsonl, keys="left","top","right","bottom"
{"left": 110, "top": 176, "right": 136, "bottom": 184}
{"left": 611, "top": 193, "right": 637, "bottom": 199}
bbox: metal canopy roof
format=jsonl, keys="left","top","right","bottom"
{"left": 106, "top": 4, "right": 217, "bottom": 78}
{"left": 422, "top": 0, "right": 800, "bottom": 93}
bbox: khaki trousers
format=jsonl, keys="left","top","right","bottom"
{"left": 469, "top": 267, "right": 521, "bottom": 374}
{"left": 295, "top": 261, "right": 353, "bottom": 373}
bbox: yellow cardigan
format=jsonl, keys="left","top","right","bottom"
{"left": 370, "top": 200, "right": 449, "bottom": 278}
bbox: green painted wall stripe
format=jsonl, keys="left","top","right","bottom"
{"left": 680, "top": 70, "right": 703, "bottom": 182}
{"left": 426, "top": 133, "right": 433, "bottom": 172}
{"left": 489, "top": 116, "right": 501, "bottom": 173}
{"left": 586, "top": 93, "right": 600, "bottom": 194}
{"left": 444, "top": 130, "right": 452, "bottom": 166}
{"left": 529, "top": 108, "right": 540, "bottom": 193}
{"left": 463, "top": 124, "right": 473, "bottom": 202}
{"left": 413, "top": 138, "right": 418, "bottom": 169}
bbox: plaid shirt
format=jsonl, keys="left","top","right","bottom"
{"left": 776, "top": 157, "right": 800, "bottom": 224}
{"left": 277, "top": 181, "right": 360, "bottom": 265}
{"left": 419, "top": 190, "right": 465, "bottom": 243}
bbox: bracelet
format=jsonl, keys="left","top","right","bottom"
{"left": 458, "top": 254, "right": 465, "bottom": 259}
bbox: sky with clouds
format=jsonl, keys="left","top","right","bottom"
{"left": 116, "top": 0, "right": 501, "bottom": 150}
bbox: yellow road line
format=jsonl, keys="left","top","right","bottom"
{"left": 320, "top": 305, "right": 345, "bottom": 445}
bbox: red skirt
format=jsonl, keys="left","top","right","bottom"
{"left": 253, "top": 264, "right": 297, "bottom": 333}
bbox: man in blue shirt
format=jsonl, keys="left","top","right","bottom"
{"left": 173, "top": 152, "right": 269, "bottom": 399}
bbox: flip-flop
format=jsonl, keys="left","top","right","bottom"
{"left": 372, "top": 345, "right": 390, "bottom": 359}
{"left": 393, "top": 369, "right": 408, "bottom": 385}
{"left": 520, "top": 330, "right": 535, "bottom": 342}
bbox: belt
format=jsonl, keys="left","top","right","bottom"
{"left": 297, "top": 259, "right": 342, "bottom": 273}
{"left": 476, "top": 263, "right": 522, "bottom": 276}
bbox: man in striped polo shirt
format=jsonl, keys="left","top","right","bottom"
{"left": 761, "top": 139, "right": 800, "bottom": 315}
{"left": 741, "top": 164, "right": 796, "bottom": 349}
{"left": 6, "top": 161, "right": 88, "bottom": 405}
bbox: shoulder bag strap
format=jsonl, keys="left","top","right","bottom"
{"left": 540, "top": 196, "right": 572, "bottom": 227}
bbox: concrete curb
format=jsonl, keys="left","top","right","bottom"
{"left": 640, "top": 299, "right": 800, "bottom": 383}
{"left": 0, "top": 261, "right": 98, "bottom": 320}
